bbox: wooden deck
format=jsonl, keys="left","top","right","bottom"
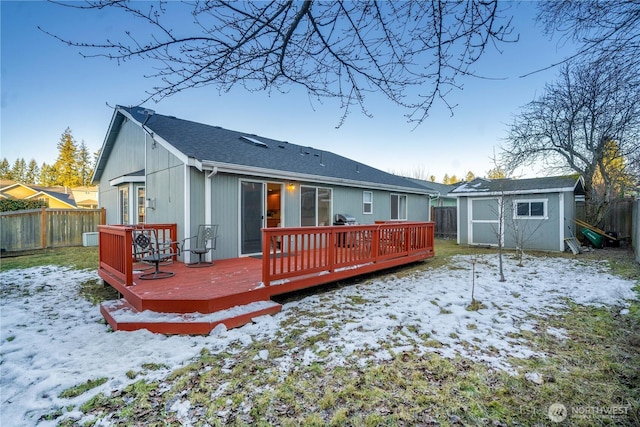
{"left": 99, "top": 222, "right": 435, "bottom": 334}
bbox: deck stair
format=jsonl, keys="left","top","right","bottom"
{"left": 101, "top": 298, "right": 282, "bottom": 335}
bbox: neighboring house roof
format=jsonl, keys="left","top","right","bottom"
{"left": 448, "top": 175, "right": 585, "bottom": 197}
{"left": 94, "top": 106, "right": 430, "bottom": 193}
{"left": 0, "top": 182, "right": 78, "bottom": 207}
{"left": 408, "top": 179, "right": 459, "bottom": 196}
{"left": 24, "top": 190, "right": 76, "bottom": 208}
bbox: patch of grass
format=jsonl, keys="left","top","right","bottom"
{"left": 78, "top": 278, "right": 119, "bottom": 305}
{"left": 59, "top": 377, "right": 108, "bottom": 399}
{"left": 466, "top": 299, "right": 488, "bottom": 311}
{"left": 0, "top": 246, "right": 99, "bottom": 271}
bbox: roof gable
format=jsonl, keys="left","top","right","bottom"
{"left": 99, "top": 106, "right": 427, "bottom": 193}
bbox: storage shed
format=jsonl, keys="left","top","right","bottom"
{"left": 449, "top": 176, "right": 585, "bottom": 252}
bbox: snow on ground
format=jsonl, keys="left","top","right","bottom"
{"left": 1, "top": 254, "right": 637, "bottom": 426}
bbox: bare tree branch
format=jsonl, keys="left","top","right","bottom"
{"left": 41, "top": 0, "right": 515, "bottom": 126}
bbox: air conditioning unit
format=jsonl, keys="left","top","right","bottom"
{"left": 82, "top": 232, "right": 99, "bottom": 247}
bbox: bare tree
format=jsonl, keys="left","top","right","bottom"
{"left": 501, "top": 60, "right": 640, "bottom": 224}
{"left": 44, "top": 0, "right": 515, "bottom": 126}
{"left": 536, "top": 1, "right": 640, "bottom": 79}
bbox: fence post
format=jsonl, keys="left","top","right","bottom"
{"left": 40, "top": 207, "right": 47, "bottom": 249}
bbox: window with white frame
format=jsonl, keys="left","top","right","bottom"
{"left": 301, "top": 186, "right": 333, "bottom": 226}
{"left": 119, "top": 187, "right": 129, "bottom": 224}
{"left": 390, "top": 194, "right": 407, "bottom": 220}
{"left": 363, "top": 191, "right": 373, "bottom": 214}
{"left": 514, "top": 199, "right": 547, "bottom": 219}
{"left": 137, "top": 187, "right": 146, "bottom": 224}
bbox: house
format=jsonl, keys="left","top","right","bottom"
{"left": 93, "top": 105, "right": 432, "bottom": 261}
{"left": 409, "top": 179, "right": 458, "bottom": 207}
{"left": 449, "top": 175, "right": 585, "bottom": 252}
{"left": 0, "top": 181, "right": 97, "bottom": 209}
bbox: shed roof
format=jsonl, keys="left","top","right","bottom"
{"left": 94, "top": 106, "right": 428, "bottom": 193}
{"left": 449, "top": 175, "right": 585, "bottom": 197}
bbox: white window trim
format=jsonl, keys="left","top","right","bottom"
{"left": 363, "top": 191, "right": 373, "bottom": 215}
{"left": 513, "top": 198, "right": 548, "bottom": 220}
{"left": 390, "top": 193, "right": 408, "bottom": 221}
{"left": 300, "top": 185, "right": 333, "bottom": 226}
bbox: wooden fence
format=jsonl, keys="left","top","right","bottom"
{"left": 0, "top": 208, "right": 106, "bottom": 253}
{"left": 602, "top": 198, "right": 635, "bottom": 240}
{"left": 431, "top": 206, "right": 457, "bottom": 238}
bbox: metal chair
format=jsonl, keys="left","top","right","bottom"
{"left": 182, "top": 224, "right": 218, "bottom": 267}
{"left": 132, "top": 229, "right": 180, "bottom": 279}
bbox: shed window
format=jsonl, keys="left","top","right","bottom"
{"left": 390, "top": 194, "right": 407, "bottom": 221}
{"left": 514, "top": 199, "right": 547, "bottom": 219}
{"left": 363, "top": 191, "right": 373, "bottom": 214}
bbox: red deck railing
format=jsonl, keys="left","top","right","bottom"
{"left": 261, "top": 222, "right": 434, "bottom": 287}
{"left": 98, "top": 224, "right": 178, "bottom": 286}
{"left": 98, "top": 222, "right": 434, "bottom": 289}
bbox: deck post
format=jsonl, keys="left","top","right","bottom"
{"left": 261, "top": 229, "right": 270, "bottom": 287}
{"left": 123, "top": 228, "right": 133, "bottom": 286}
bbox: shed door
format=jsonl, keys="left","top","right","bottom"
{"left": 469, "top": 198, "right": 502, "bottom": 246}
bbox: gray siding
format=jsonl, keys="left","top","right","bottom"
{"left": 503, "top": 194, "right": 561, "bottom": 252}
{"left": 97, "top": 120, "right": 146, "bottom": 224}
{"left": 145, "top": 143, "right": 185, "bottom": 235}
{"left": 457, "top": 191, "right": 573, "bottom": 252}
{"left": 187, "top": 168, "right": 206, "bottom": 237}
{"left": 210, "top": 173, "right": 241, "bottom": 259}
{"left": 457, "top": 197, "right": 469, "bottom": 245}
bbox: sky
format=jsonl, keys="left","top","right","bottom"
{"left": 1, "top": 1, "right": 578, "bottom": 182}
{"left": 1, "top": 254, "right": 637, "bottom": 426}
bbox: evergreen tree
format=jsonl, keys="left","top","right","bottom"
{"left": 0, "top": 158, "right": 10, "bottom": 180}
{"left": 25, "top": 159, "right": 40, "bottom": 184}
{"left": 77, "top": 140, "right": 92, "bottom": 186}
{"left": 443, "top": 175, "right": 459, "bottom": 184}
{"left": 54, "top": 127, "right": 81, "bottom": 187}
{"left": 39, "top": 163, "right": 57, "bottom": 186}
{"left": 10, "top": 158, "right": 27, "bottom": 182}
{"left": 442, "top": 174, "right": 450, "bottom": 185}
{"left": 486, "top": 167, "right": 507, "bottom": 179}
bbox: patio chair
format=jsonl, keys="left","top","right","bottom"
{"left": 182, "top": 224, "right": 218, "bottom": 267}
{"left": 132, "top": 229, "right": 180, "bottom": 279}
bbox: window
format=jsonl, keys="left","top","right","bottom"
{"left": 390, "top": 194, "right": 407, "bottom": 220}
{"left": 514, "top": 199, "right": 547, "bottom": 219}
{"left": 301, "top": 186, "right": 332, "bottom": 226}
{"left": 137, "top": 187, "right": 145, "bottom": 224}
{"left": 363, "top": 191, "right": 373, "bottom": 214}
{"left": 119, "top": 187, "right": 129, "bottom": 224}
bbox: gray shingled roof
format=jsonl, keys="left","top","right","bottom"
{"left": 119, "top": 106, "right": 427, "bottom": 192}
{"left": 408, "top": 179, "right": 459, "bottom": 195}
{"left": 449, "top": 176, "right": 585, "bottom": 196}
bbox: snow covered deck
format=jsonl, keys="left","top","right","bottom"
{"left": 98, "top": 222, "right": 435, "bottom": 334}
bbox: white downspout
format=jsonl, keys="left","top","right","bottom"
{"left": 205, "top": 166, "right": 217, "bottom": 262}
{"left": 184, "top": 164, "right": 190, "bottom": 263}
{"left": 559, "top": 192, "right": 565, "bottom": 251}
